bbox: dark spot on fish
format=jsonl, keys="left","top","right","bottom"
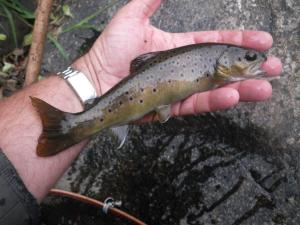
{"left": 196, "top": 79, "right": 199, "bottom": 82}
{"left": 146, "top": 76, "right": 150, "bottom": 80}
{"left": 0, "top": 198, "right": 5, "bottom": 206}
{"left": 238, "top": 57, "right": 242, "bottom": 61}
{"left": 153, "top": 88, "right": 157, "bottom": 92}
{"left": 154, "top": 60, "right": 158, "bottom": 63}
{"left": 172, "top": 61, "right": 175, "bottom": 64}
{"left": 140, "top": 99, "right": 143, "bottom": 103}
{"left": 125, "top": 91, "right": 129, "bottom": 95}
{"left": 183, "top": 65, "right": 186, "bottom": 68}
{"left": 129, "top": 97, "right": 133, "bottom": 101}
{"left": 209, "top": 58, "right": 212, "bottom": 63}
{"left": 191, "top": 69, "right": 194, "bottom": 73}
{"left": 206, "top": 73, "right": 210, "bottom": 77}
{"left": 140, "top": 88, "right": 144, "bottom": 92}
{"left": 180, "top": 73, "right": 184, "bottom": 77}
{"left": 108, "top": 109, "right": 112, "bottom": 113}
{"left": 100, "top": 118, "right": 104, "bottom": 122}
{"left": 171, "top": 69, "right": 174, "bottom": 73}
{"left": 215, "top": 184, "right": 221, "bottom": 190}
{"left": 194, "top": 63, "right": 197, "bottom": 66}
{"left": 204, "top": 65, "right": 207, "bottom": 69}
{"left": 168, "top": 80, "right": 172, "bottom": 83}
{"left": 144, "top": 39, "right": 147, "bottom": 43}
{"left": 187, "top": 56, "right": 190, "bottom": 59}
{"left": 149, "top": 63, "right": 153, "bottom": 66}
{"left": 119, "top": 101, "right": 123, "bottom": 105}
{"left": 177, "top": 62, "right": 180, "bottom": 65}
{"left": 160, "top": 67, "right": 163, "bottom": 70}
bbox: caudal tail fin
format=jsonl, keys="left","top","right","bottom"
{"left": 30, "top": 96, "right": 77, "bottom": 157}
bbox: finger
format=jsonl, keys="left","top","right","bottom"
{"left": 228, "top": 80, "right": 272, "bottom": 102}
{"left": 117, "top": 0, "right": 162, "bottom": 20}
{"left": 261, "top": 56, "right": 282, "bottom": 77}
{"left": 170, "top": 30, "right": 273, "bottom": 51}
{"left": 172, "top": 87, "right": 240, "bottom": 116}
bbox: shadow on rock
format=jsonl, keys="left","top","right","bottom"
{"left": 42, "top": 114, "right": 294, "bottom": 225}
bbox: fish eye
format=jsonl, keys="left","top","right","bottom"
{"left": 245, "top": 52, "right": 257, "bottom": 61}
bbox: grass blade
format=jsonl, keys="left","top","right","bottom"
{"left": 1, "top": 3, "right": 17, "bottom": 48}
{"left": 0, "top": 0, "right": 35, "bottom": 19}
{"left": 62, "top": 0, "right": 118, "bottom": 34}
{"left": 47, "top": 34, "right": 69, "bottom": 60}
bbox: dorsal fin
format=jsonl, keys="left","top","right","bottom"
{"left": 83, "top": 97, "right": 101, "bottom": 111}
{"left": 130, "top": 51, "right": 161, "bottom": 73}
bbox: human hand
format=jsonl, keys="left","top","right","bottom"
{"left": 73, "top": 0, "right": 282, "bottom": 118}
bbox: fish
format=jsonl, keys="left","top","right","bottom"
{"left": 31, "top": 43, "right": 267, "bottom": 156}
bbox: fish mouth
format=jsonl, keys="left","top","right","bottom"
{"left": 228, "top": 60, "right": 267, "bottom": 82}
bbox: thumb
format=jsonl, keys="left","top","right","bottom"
{"left": 116, "top": 0, "right": 162, "bottom": 20}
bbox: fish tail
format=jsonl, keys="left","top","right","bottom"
{"left": 30, "top": 96, "right": 77, "bottom": 157}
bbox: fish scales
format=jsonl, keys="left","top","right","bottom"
{"left": 30, "top": 43, "right": 267, "bottom": 156}
{"left": 69, "top": 45, "right": 227, "bottom": 126}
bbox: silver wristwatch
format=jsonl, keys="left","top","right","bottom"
{"left": 58, "top": 67, "right": 97, "bottom": 104}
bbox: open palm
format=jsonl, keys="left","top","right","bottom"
{"left": 75, "top": 0, "right": 282, "bottom": 118}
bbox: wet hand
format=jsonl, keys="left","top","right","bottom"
{"left": 74, "top": 0, "right": 282, "bottom": 117}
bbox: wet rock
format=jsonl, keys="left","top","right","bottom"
{"left": 41, "top": 0, "right": 300, "bottom": 225}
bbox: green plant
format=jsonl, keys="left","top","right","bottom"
{"left": 0, "top": 0, "right": 35, "bottom": 48}
{"left": 0, "top": 0, "right": 119, "bottom": 59}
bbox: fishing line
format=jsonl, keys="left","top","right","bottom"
{"left": 49, "top": 189, "right": 147, "bottom": 225}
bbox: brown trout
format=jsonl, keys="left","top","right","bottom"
{"left": 31, "top": 43, "right": 267, "bottom": 156}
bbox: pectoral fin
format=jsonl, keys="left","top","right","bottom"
{"left": 110, "top": 125, "right": 129, "bottom": 149}
{"left": 156, "top": 105, "right": 171, "bottom": 123}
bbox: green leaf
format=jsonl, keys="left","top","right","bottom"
{"left": 38, "top": 75, "right": 44, "bottom": 81}
{"left": 23, "top": 32, "right": 32, "bottom": 46}
{"left": 62, "top": 4, "right": 73, "bottom": 18}
{"left": 0, "top": 33, "right": 7, "bottom": 41}
{"left": 2, "top": 62, "right": 15, "bottom": 73}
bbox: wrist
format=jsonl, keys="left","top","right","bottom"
{"left": 0, "top": 75, "right": 87, "bottom": 201}
{"left": 71, "top": 52, "right": 103, "bottom": 96}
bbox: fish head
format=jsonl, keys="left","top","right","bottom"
{"left": 213, "top": 46, "right": 267, "bottom": 85}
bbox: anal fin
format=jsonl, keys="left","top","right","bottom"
{"left": 109, "top": 125, "right": 129, "bottom": 149}
{"left": 156, "top": 105, "right": 171, "bottom": 123}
